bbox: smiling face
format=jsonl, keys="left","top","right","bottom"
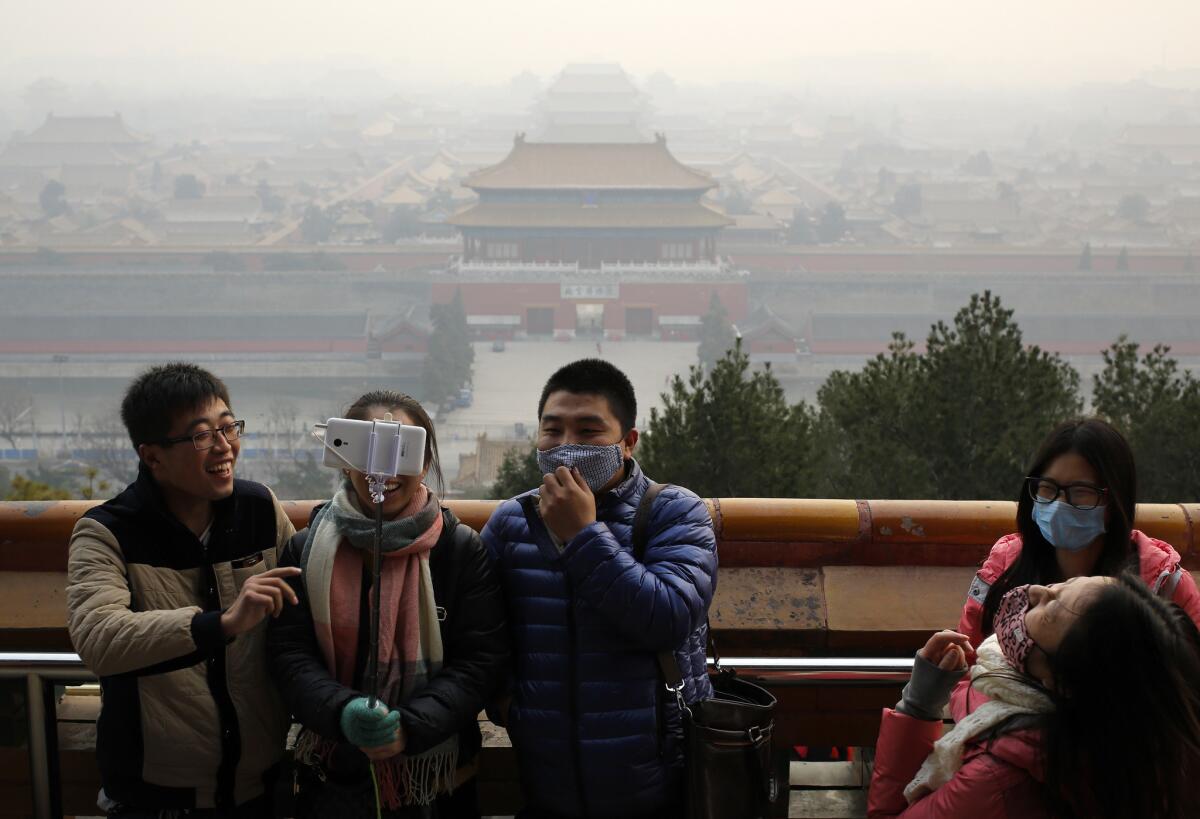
{"left": 345, "top": 407, "right": 428, "bottom": 518}
{"left": 139, "top": 396, "right": 240, "bottom": 503}
{"left": 1022, "top": 574, "right": 1113, "bottom": 687}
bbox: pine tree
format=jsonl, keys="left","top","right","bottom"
{"left": 818, "top": 292, "right": 1082, "bottom": 499}
{"left": 421, "top": 289, "right": 475, "bottom": 408}
{"left": 696, "top": 293, "right": 736, "bottom": 372}
{"left": 640, "top": 340, "right": 820, "bottom": 498}
{"left": 490, "top": 446, "right": 542, "bottom": 499}
{"left": 1078, "top": 242, "right": 1093, "bottom": 271}
{"left": 1093, "top": 337, "right": 1200, "bottom": 502}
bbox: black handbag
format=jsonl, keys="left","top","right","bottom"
{"left": 633, "top": 484, "right": 780, "bottom": 819}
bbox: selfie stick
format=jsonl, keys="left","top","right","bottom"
{"left": 314, "top": 415, "right": 406, "bottom": 710}
{"left": 361, "top": 418, "right": 399, "bottom": 710}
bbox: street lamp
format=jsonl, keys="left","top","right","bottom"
{"left": 52, "top": 355, "right": 68, "bottom": 456}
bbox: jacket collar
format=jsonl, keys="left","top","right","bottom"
{"left": 595, "top": 458, "right": 650, "bottom": 518}
{"left": 131, "top": 461, "right": 236, "bottom": 542}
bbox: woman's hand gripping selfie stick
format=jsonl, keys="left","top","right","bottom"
{"left": 312, "top": 414, "right": 407, "bottom": 710}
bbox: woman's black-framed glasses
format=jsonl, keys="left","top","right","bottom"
{"left": 1025, "top": 476, "right": 1108, "bottom": 511}
{"left": 160, "top": 420, "right": 245, "bottom": 451}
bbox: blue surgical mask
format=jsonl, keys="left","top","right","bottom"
{"left": 537, "top": 443, "right": 625, "bottom": 492}
{"left": 1032, "top": 500, "right": 1106, "bottom": 552}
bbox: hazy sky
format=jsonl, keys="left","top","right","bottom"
{"left": 3, "top": 0, "right": 1199, "bottom": 91}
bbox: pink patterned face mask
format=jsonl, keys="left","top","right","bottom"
{"left": 994, "top": 585, "right": 1037, "bottom": 673}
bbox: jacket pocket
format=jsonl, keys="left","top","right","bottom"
{"left": 139, "top": 666, "right": 222, "bottom": 786}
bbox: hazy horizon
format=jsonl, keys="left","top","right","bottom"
{"left": 2, "top": 0, "right": 1199, "bottom": 97}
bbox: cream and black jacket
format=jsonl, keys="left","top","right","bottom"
{"left": 66, "top": 467, "right": 295, "bottom": 811}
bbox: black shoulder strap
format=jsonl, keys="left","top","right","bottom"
{"left": 518, "top": 492, "right": 537, "bottom": 527}
{"left": 632, "top": 482, "right": 666, "bottom": 563}
{"left": 517, "top": 493, "right": 550, "bottom": 543}
{"left": 631, "top": 483, "right": 686, "bottom": 689}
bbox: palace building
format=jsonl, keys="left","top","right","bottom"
{"left": 438, "top": 134, "right": 747, "bottom": 340}
{"left": 537, "top": 63, "right": 648, "bottom": 143}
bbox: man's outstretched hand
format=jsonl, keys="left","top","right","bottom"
{"left": 220, "top": 566, "right": 302, "bottom": 637}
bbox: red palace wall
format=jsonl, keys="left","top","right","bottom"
{"left": 747, "top": 338, "right": 799, "bottom": 354}
{"left": 432, "top": 280, "right": 748, "bottom": 339}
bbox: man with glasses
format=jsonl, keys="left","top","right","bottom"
{"left": 67, "top": 362, "right": 300, "bottom": 818}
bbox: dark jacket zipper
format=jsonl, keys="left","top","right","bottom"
{"left": 654, "top": 668, "right": 667, "bottom": 757}
{"left": 565, "top": 574, "right": 590, "bottom": 819}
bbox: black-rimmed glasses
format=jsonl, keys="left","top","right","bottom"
{"left": 159, "top": 420, "right": 245, "bottom": 451}
{"left": 1025, "top": 476, "right": 1108, "bottom": 511}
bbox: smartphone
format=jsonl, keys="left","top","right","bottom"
{"left": 320, "top": 417, "right": 427, "bottom": 476}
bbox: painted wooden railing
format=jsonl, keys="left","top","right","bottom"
{"left": 2, "top": 498, "right": 1196, "bottom": 655}
{"left": 1, "top": 499, "right": 1196, "bottom": 817}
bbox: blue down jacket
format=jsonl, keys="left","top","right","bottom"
{"left": 482, "top": 460, "right": 718, "bottom": 818}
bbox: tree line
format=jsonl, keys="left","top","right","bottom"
{"left": 495, "top": 291, "right": 1200, "bottom": 503}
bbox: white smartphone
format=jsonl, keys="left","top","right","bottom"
{"left": 320, "top": 417, "right": 427, "bottom": 476}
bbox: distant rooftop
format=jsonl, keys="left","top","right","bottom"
{"left": 462, "top": 135, "right": 716, "bottom": 191}
{"left": 21, "top": 113, "right": 147, "bottom": 145}
{"left": 1119, "top": 125, "right": 1200, "bottom": 148}
{"left": 538, "top": 123, "right": 649, "bottom": 143}
{"left": 546, "top": 63, "right": 641, "bottom": 97}
{"left": 447, "top": 201, "right": 731, "bottom": 229}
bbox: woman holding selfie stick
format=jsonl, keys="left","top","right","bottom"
{"left": 267, "top": 391, "right": 509, "bottom": 818}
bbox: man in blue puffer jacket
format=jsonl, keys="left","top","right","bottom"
{"left": 483, "top": 359, "right": 718, "bottom": 819}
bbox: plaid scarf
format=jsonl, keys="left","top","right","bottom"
{"left": 296, "top": 484, "right": 458, "bottom": 808}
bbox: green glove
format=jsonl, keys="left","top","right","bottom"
{"left": 340, "top": 697, "right": 400, "bottom": 747}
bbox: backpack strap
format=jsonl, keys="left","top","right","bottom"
{"left": 517, "top": 493, "right": 557, "bottom": 550}
{"left": 631, "top": 482, "right": 666, "bottom": 562}
{"left": 631, "top": 483, "right": 687, "bottom": 692}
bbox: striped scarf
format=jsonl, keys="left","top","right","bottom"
{"left": 296, "top": 484, "right": 458, "bottom": 808}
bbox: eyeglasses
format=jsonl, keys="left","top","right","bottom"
{"left": 159, "top": 420, "right": 245, "bottom": 451}
{"left": 1025, "top": 476, "right": 1108, "bottom": 511}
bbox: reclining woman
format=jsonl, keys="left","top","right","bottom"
{"left": 959, "top": 417, "right": 1200, "bottom": 646}
{"left": 267, "top": 391, "right": 509, "bottom": 818}
{"left": 869, "top": 573, "right": 1200, "bottom": 818}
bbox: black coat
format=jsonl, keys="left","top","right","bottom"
{"left": 266, "top": 506, "right": 509, "bottom": 764}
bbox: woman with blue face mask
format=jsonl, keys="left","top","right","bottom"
{"left": 958, "top": 418, "right": 1200, "bottom": 647}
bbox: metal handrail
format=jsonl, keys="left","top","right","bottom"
{"left": 0, "top": 652, "right": 915, "bottom": 674}
{"left": 1, "top": 654, "right": 97, "bottom": 819}
{"left": 0, "top": 653, "right": 95, "bottom": 677}
{"left": 0, "top": 651, "right": 913, "bottom": 819}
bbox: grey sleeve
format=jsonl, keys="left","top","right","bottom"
{"left": 895, "top": 653, "right": 966, "bottom": 721}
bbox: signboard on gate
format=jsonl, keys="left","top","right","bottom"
{"left": 561, "top": 282, "right": 619, "bottom": 300}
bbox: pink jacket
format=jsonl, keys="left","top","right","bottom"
{"left": 868, "top": 680, "right": 1051, "bottom": 818}
{"left": 957, "top": 529, "right": 1200, "bottom": 647}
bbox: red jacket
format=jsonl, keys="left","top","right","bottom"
{"left": 868, "top": 680, "right": 1050, "bottom": 818}
{"left": 957, "top": 529, "right": 1200, "bottom": 647}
